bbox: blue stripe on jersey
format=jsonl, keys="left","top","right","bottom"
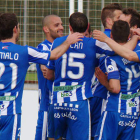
{"left": 50, "top": 35, "right": 108, "bottom": 103}
{"left": 0, "top": 42, "right": 51, "bottom": 115}
{"left": 36, "top": 39, "right": 52, "bottom": 111}
{"left": 104, "top": 55, "right": 140, "bottom": 114}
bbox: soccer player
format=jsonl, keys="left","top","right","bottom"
{"left": 0, "top": 13, "right": 83, "bottom": 140}
{"left": 119, "top": 8, "right": 140, "bottom": 29}
{"left": 94, "top": 20, "right": 140, "bottom": 140}
{"left": 35, "top": 15, "right": 63, "bottom": 140}
{"left": 45, "top": 12, "right": 114, "bottom": 140}
{"left": 90, "top": 3, "right": 122, "bottom": 139}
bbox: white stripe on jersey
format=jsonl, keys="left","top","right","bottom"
{"left": 99, "top": 111, "right": 107, "bottom": 140}
{"left": 13, "top": 92, "right": 19, "bottom": 115}
{"left": 82, "top": 82, "right": 86, "bottom": 100}
{"left": 57, "top": 82, "right": 66, "bottom": 103}
{"left": 1, "top": 92, "right": 11, "bottom": 115}
{"left": 101, "top": 99, "right": 106, "bottom": 115}
{"left": 135, "top": 96, "right": 139, "bottom": 113}
{"left": 42, "top": 111, "right": 48, "bottom": 140}
{"left": 126, "top": 92, "right": 132, "bottom": 114}
{"left": 28, "top": 47, "right": 49, "bottom": 60}
{"left": 88, "top": 99, "right": 91, "bottom": 140}
{"left": 12, "top": 114, "right": 17, "bottom": 140}
{"left": 96, "top": 40, "right": 112, "bottom": 51}
{"left": 118, "top": 92, "right": 121, "bottom": 113}
{"left": 70, "top": 82, "right": 78, "bottom": 101}
{"left": 96, "top": 53, "right": 106, "bottom": 59}
{"left": 41, "top": 44, "right": 50, "bottom": 51}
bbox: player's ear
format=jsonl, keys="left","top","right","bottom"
{"left": 69, "top": 24, "right": 73, "bottom": 32}
{"left": 43, "top": 26, "right": 49, "bottom": 33}
{"left": 13, "top": 26, "right": 17, "bottom": 33}
{"left": 106, "top": 17, "right": 113, "bottom": 27}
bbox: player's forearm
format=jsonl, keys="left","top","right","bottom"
{"left": 104, "top": 37, "right": 139, "bottom": 62}
{"left": 124, "top": 35, "right": 138, "bottom": 50}
{"left": 50, "top": 39, "right": 71, "bottom": 60}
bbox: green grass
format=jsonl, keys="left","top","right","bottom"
{"left": 25, "top": 71, "right": 38, "bottom": 82}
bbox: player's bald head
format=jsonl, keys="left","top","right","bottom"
{"left": 42, "top": 15, "right": 59, "bottom": 27}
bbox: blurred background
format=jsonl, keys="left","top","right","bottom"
{"left": 0, "top": 0, "right": 140, "bottom": 89}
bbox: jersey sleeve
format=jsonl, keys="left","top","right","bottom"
{"left": 27, "top": 46, "right": 50, "bottom": 65}
{"left": 105, "top": 57, "right": 120, "bottom": 80}
{"left": 47, "top": 36, "right": 67, "bottom": 70}
{"left": 135, "top": 50, "right": 140, "bottom": 61}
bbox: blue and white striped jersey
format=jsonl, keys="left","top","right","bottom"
{"left": 36, "top": 39, "right": 53, "bottom": 111}
{"left": 92, "top": 29, "right": 113, "bottom": 99}
{"left": 0, "top": 42, "right": 50, "bottom": 115}
{"left": 103, "top": 54, "right": 140, "bottom": 115}
{"left": 48, "top": 35, "right": 112, "bottom": 103}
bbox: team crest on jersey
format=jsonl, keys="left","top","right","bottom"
{"left": 2, "top": 46, "right": 8, "bottom": 49}
{"left": 107, "top": 65, "right": 114, "bottom": 72}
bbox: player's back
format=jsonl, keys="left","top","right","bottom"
{"left": 0, "top": 41, "right": 50, "bottom": 115}
{"left": 0, "top": 42, "right": 29, "bottom": 94}
{"left": 105, "top": 55, "right": 140, "bottom": 114}
{"left": 52, "top": 36, "right": 97, "bottom": 103}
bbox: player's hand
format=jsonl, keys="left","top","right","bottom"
{"left": 95, "top": 67, "right": 108, "bottom": 86}
{"left": 66, "top": 32, "right": 84, "bottom": 45}
{"left": 93, "top": 30, "right": 108, "bottom": 42}
{"left": 131, "top": 28, "right": 140, "bottom": 36}
{"left": 40, "top": 65, "right": 48, "bottom": 78}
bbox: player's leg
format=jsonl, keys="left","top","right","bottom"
{"left": 35, "top": 110, "right": 48, "bottom": 140}
{"left": 0, "top": 114, "right": 21, "bottom": 140}
{"left": 53, "top": 103, "right": 67, "bottom": 140}
{"left": 48, "top": 104, "right": 55, "bottom": 140}
{"left": 90, "top": 97, "right": 106, "bottom": 140}
{"left": 94, "top": 111, "right": 118, "bottom": 140}
{"left": 117, "top": 113, "right": 139, "bottom": 140}
{"left": 66, "top": 99, "right": 91, "bottom": 140}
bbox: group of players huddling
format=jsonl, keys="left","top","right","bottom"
{"left": 1, "top": 2, "right": 140, "bottom": 140}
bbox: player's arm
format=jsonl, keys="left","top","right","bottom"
{"left": 41, "top": 65, "right": 55, "bottom": 80}
{"left": 93, "top": 30, "right": 140, "bottom": 62}
{"left": 50, "top": 32, "right": 83, "bottom": 60}
{"left": 95, "top": 67, "right": 120, "bottom": 94}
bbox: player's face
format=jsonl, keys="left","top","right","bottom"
{"left": 48, "top": 17, "right": 64, "bottom": 39}
{"left": 119, "top": 14, "right": 131, "bottom": 26}
{"left": 112, "top": 10, "right": 122, "bottom": 22}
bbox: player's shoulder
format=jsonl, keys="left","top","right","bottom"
{"left": 37, "top": 39, "right": 52, "bottom": 51}
{"left": 54, "top": 35, "right": 68, "bottom": 42}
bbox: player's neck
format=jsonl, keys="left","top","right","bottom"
{"left": 46, "top": 36, "right": 54, "bottom": 43}
{"left": 1, "top": 38, "right": 16, "bottom": 44}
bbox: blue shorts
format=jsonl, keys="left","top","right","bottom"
{"left": 95, "top": 111, "right": 139, "bottom": 140}
{"left": 135, "top": 116, "right": 140, "bottom": 140}
{"left": 48, "top": 104, "right": 55, "bottom": 138}
{"left": 90, "top": 97, "right": 106, "bottom": 137}
{"left": 0, "top": 114, "right": 21, "bottom": 140}
{"left": 53, "top": 99, "right": 91, "bottom": 140}
{"left": 35, "top": 110, "right": 48, "bottom": 140}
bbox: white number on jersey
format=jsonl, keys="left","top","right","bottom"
{"left": 0, "top": 62, "right": 17, "bottom": 89}
{"left": 61, "top": 53, "right": 85, "bottom": 79}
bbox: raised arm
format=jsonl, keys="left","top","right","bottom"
{"left": 93, "top": 30, "right": 140, "bottom": 62}
{"left": 50, "top": 32, "right": 84, "bottom": 60}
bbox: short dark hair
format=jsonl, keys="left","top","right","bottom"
{"left": 123, "top": 8, "right": 140, "bottom": 28}
{"left": 69, "top": 12, "right": 88, "bottom": 33}
{"left": 0, "top": 13, "right": 18, "bottom": 40}
{"left": 101, "top": 3, "right": 122, "bottom": 28}
{"left": 111, "top": 20, "right": 130, "bottom": 43}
